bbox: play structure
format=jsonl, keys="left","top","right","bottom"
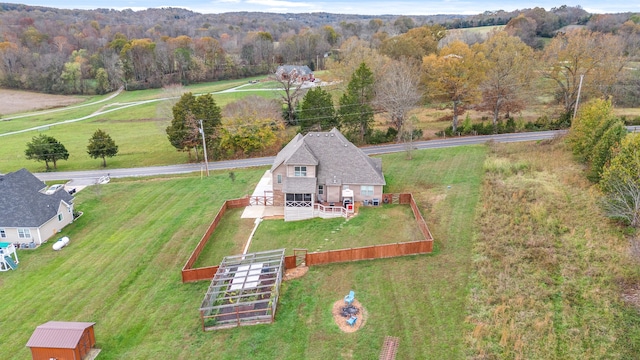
{"left": 53, "top": 237, "right": 70, "bottom": 251}
{"left": 0, "top": 242, "right": 19, "bottom": 271}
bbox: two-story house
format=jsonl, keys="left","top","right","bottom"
{"left": 270, "top": 128, "right": 385, "bottom": 221}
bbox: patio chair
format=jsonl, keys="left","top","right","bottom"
{"left": 344, "top": 290, "right": 355, "bottom": 305}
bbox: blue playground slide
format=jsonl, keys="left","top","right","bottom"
{"left": 4, "top": 256, "right": 17, "bottom": 270}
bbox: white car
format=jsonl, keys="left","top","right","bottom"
{"left": 45, "top": 184, "right": 64, "bottom": 194}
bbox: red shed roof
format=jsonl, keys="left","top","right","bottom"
{"left": 26, "top": 321, "right": 95, "bottom": 349}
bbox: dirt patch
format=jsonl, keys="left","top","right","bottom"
{"left": 332, "top": 299, "right": 367, "bottom": 333}
{"left": 284, "top": 265, "right": 308, "bottom": 281}
{"left": 0, "top": 89, "right": 83, "bottom": 115}
{"left": 622, "top": 283, "right": 640, "bottom": 309}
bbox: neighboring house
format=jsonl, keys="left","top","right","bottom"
{"left": 275, "top": 65, "right": 315, "bottom": 83}
{"left": 271, "top": 128, "right": 385, "bottom": 221}
{"left": 0, "top": 168, "right": 74, "bottom": 246}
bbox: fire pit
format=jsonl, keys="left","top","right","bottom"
{"left": 341, "top": 304, "right": 359, "bottom": 318}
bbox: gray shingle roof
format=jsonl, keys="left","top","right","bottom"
{"left": 0, "top": 168, "right": 74, "bottom": 228}
{"left": 276, "top": 65, "right": 313, "bottom": 76}
{"left": 274, "top": 128, "right": 385, "bottom": 186}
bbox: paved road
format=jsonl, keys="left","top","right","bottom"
{"left": 34, "top": 130, "right": 567, "bottom": 185}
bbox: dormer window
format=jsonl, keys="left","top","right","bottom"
{"left": 294, "top": 166, "right": 307, "bottom": 177}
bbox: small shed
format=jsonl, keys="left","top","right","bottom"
{"left": 26, "top": 321, "right": 100, "bottom": 360}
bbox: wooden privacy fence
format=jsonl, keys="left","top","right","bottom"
{"left": 182, "top": 193, "right": 433, "bottom": 282}
{"left": 182, "top": 197, "right": 249, "bottom": 283}
{"left": 306, "top": 240, "right": 432, "bottom": 266}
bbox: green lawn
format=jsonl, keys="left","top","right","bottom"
{"left": 249, "top": 205, "right": 424, "bottom": 255}
{"left": 0, "top": 145, "right": 486, "bottom": 359}
{"left": 191, "top": 208, "right": 255, "bottom": 268}
{"left": 0, "top": 76, "right": 287, "bottom": 173}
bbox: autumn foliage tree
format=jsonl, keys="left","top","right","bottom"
{"left": 422, "top": 40, "right": 486, "bottom": 133}
{"left": 600, "top": 133, "right": 640, "bottom": 227}
{"left": 542, "top": 29, "right": 625, "bottom": 119}
{"left": 476, "top": 31, "right": 535, "bottom": 127}
{"left": 219, "top": 95, "right": 284, "bottom": 157}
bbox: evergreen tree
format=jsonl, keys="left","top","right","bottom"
{"left": 338, "top": 62, "right": 375, "bottom": 144}
{"left": 87, "top": 129, "right": 118, "bottom": 167}
{"left": 298, "top": 87, "right": 337, "bottom": 134}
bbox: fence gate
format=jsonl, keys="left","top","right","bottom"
{"left": 293, "top": 249, "right": 307, "bottom": 267}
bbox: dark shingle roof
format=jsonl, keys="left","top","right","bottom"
{"left": 26, "top": 321, "right": 95, "bottom": 349}
{"left": 274, "top": 128, "right": 385, "bottom": 186}
{"left": 0, "top": 168, "right": 74, "bottom": 228}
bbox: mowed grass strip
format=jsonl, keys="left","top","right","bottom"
{"left": 0, "top": 146, "right": 486, "bottom": 359}
{"left": 467, "top": 139, "right": 640, "bottom": 358}
{"left": 191, "top": 207, "right": 255, "bottom": 268}
{"left": 249, "top": 205, "right": 424, "bottom": 255}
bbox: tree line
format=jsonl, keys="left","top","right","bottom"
{"left": 0, "top": 4, "right": 637, "bottom": 95}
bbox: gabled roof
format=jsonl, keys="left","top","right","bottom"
{"left": 273, "top": 128, "right": 385, "bottom": 186}
{"left": 26, "top": 321, "right": 95, "bottom": 349}
{"left": 0, "top": 168, "right": 74, "bottom": 228}
{"left": 276, "top": 65, "right": 313, "bottom": 76}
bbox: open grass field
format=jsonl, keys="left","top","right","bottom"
{"left": 0, "top": 77, "right": 283, "bottom": 173}
{"left": 2, "top": 141, "right": 639, "bottom": 359}
{"left": 467, "top": 139, "right": 640, "bottom": 358}
{"left": 0, "top": 145, "right": 486, "bottom": 359}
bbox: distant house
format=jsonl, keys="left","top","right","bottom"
{"left": 26, "top": 321, "right": 100, "bottom": 360}
{"left": 275, "top": 65, "right": 315, "bottom": 83}
{"left": 0, "top": 168, "right": 74, "bottom": 246}
{"left": 270, "top": 128, "right": 385, "bottom": 221}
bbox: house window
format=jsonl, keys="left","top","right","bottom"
{"left": 58, "top": 213, "right": 64, "bottom": 221}
{"left": 318, "top": 185, "right": 324, "bottom": 195}
{"left": 0, "top": 229, "right": 5, "bottom": 238}
{"left": 360, "top": 185, "right": 374, "bottom": 196}
{"left": 294, "top": 166, "right": 307, "bottom": 177}
{"left": 277, "top": 174, "right": 282, "bottom": 184}
{"left": 18, "top": 228, "right": 31, "bottom": 239}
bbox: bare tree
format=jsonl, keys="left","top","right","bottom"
{"left": 375, "top": 59, "right": 422, "bottom": 139}
{"left": 274, "top": 66, "right": 306, "bottom": 126}
{"left": 600, "top": 176, "right": 640, "bottom": 227}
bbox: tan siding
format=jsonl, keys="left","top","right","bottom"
{"left": 38, "top": 202, "right": 73, "bottom": 244}
{"left": 286, "top": 165, "right": 315, "bottom": 178}
{"left": 326, "top": 186, "right": 341, "bottom": 203}
{"left": 1, "top": 227, "right": 39, "bottom": 245}
{"left": 271, "top": 166, "right": 286, "bottom": 193}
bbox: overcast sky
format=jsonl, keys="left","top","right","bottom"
{"left": 18, "top": 1, "right": 640, "bottom": 15}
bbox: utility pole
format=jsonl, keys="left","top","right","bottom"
{"left": 572, "top": 74, "right": 584, "bottom": 122}
{"left": 199, "top": 119, "right": 210, "bottom": 177}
